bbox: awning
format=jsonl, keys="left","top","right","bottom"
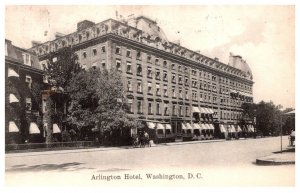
{"left": 8, "top": 68, "right": 19, "bottom": 78}
{"left": 207, "top": 109, "right": 214, "bottom": 114}
{"left": 53, "top": 123, "right": 61, "bottom": 133}
{"left": 192, "top": 123, "right": 201, "bottom": 130}
{"left": 237, "top": 125, "right": 242, "bottom": 132}
{"left": 199, "top": 107, "right": 207, "bottom": 114}
{"left": 157, "top": 123, "right": 165, "bottom": 130}
{"left": 182, "top": 123, "right": 187, "bottom": 130}
{"left": 249, "top": 125, "right": 255, "bottom": 132}
{"left": 209, "top": 124, "right": 215, "bottom": 130}
{"left": 9, "top": 94, "right": 19, "bottom": 103}
{"left": 220, "top": 124, "right": 226, "bottom": 133}
{"left": 147, "top": 122, "right": 156, "bottom": 129}
{"left": 29, "top": 122, "right": 40, "bottom": 134}
{"left": 165, "top": 124, "right": 171, "bottom": 130}
{"left": 186, "top": 123, "right": 193, "bottom": 130}
{"left": 9, "top": 121, "right": 19, "bottom": 132}
{"left": 230, "top": 125, "right": 236, "bottom": 133}
{"left": 192, "top": 106, "right": 200, "bottom": 113}
{"left": 202, "top": 124, "right": 209, "bottom": 130}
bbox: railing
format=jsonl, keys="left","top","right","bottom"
{"left": 5, "top": 141, "right": 100, "bottom": 152}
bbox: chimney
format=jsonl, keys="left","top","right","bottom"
{"left": 195, "top": 50, "right": 201, "bottom": 54}
{"left": 31, "top": 40, "right": 41, "bottom": 47}
{"left": 77, "top": 20, "right": 95, "bottom": 31}
{"left": 214, "top": 57, "right": 219, "bottom": 61}
{"left": 55, "top": 32, "right": 65, "bottom": 39}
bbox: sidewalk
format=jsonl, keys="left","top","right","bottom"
{"left": 5, "top": 139, "right": 226, "bottom": 158}
{"left": 256, "top": 147, "right": 295, "bottom": 165}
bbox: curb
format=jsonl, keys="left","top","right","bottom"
{"left": 6, "top": 139, "right": 226, "bottom": 158}
{"left": 256, "top": 158, "right": 295, "bottom": 165}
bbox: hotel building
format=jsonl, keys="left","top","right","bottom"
{"left": 27, "top": 16, "right": 255, "bottom": 140}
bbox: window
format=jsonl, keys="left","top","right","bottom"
{"left": 127, "top": 80, "right": 132, "bottom": 91}
{"left": 179, "top": 89, "right": 183, "bottom": 98}
{"left": 25, "top": 75, "right": 32, "bottom": 89}
{"left": 171, "top": 63, "right": 175, "bottom": 70}
{"left": 82, "top": 51, "right": 87, "bottom": 59}
{"left": 185, "top": 90, "right": 189, "bottom": 100}
{"left": 136, "top": 64, "right": 142, "bottom": 75}
{"left": 192, "top": 69, "right": 197, "bottom": 76}
{"left": 156, "top": 84, "right": 160, "bottom": 96}
{"left": 155, "top": 69, "right": 160, "bottom": 80}
{"left": 172, "top": 105, "right": 176, "bottom": 115}
{"left": 126, "top": 49, "right": 131, "bottom": 57}
{"left": 179, "top": 106, "right": 183, "bottom": 116}
{"left": 101, "top": 60, "right": 106, "bottom": 69}
{"left": 171, "top": 73, "right": 176, "bottom": 83}
{"left": 147, "top": 55, "right": 152, "bottom": 63}
{"left": 186, "top": 106, "right": 189, "bottom": 116}
{"left": 184, "top": 67, "right": 188, "bottom": 73}
{"left": 156, "top": 102, "right": 161, "bottom": 115}
{"left": 127, "top": 99, "right": 133, "bottom": 113}
{"left": 116, "top": 60, "right": 121, "bottom": 71}
{"left": 185, "top": 76, "right": 189, "bottom": 85}
{"left": 164, "top": 104, "right": 169, "bottom": 115}
{"left": 26, "top": 98, "right": 32, "bottom": 111}
{"left": 163, "top": 60, "right": 167, "bottom": 67}
{"left": 137, "top": 100, "right": 143, "bottom": 114}
{"left": 163, "top": 71, "right": 168, "bottom": 81}
{"left": 148, "top": 102, "right": 153, "bottom": 114}
{"left": 178, "top": 65, "right": 182, "bottom": 72}
{"left": 126, "top": 62, "right": 132, "bottom": 73}
{"left": 147, "top": 83, "right": 152, "bottom": 94}
{"left": 178, "top": 76, "right": 183, "bottom": 84}
{"left": 137, "top": 81, "right": 142, "bottom": 93}
{"left": 155, "top": 58, "right": 159, "bottom": 65}
{"left": 116, "top": 46, "right": 121, "bottom": 54}
{"left": 22, "top": 53, "right": 31, "bottom": 66}
{"left": 101, "top": 46, "right": 106, "bottom": 53}
{"left": 136, "top": 51, "right": 141, "bottom": 60}
{"left": 147, "top": 67, "right": 152, "bottom": 78}
{"left": 172, "top": 87, "right": 176, "bottom": 98}
{"left": 163, "top": 85, "right": 168, "bottom": 96}
{"left": 92, "top": 48, "right": 97, "bottom": 56}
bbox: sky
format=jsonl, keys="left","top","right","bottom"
{"left": 5, "top": 5, "right": 295, "bottom": 109}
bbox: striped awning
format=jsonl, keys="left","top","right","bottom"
{"left": 147, "top": 122, "right": 156, "bottom": 129}
{"left": 53, "top": 123, "right": 61, "bottom": 133}
{"left": 236, "top": 125, "right": 242, "bottom": 132}
{"left": 230, "top": 125, "right": 236, "bottom": 133}
{"left": 165, "top": 124, "right": 171, "bottom": 130}
{"left": 207, "top": 109, "right": 214, "bottom": 114}
{"left": 29, "top": 122, "right": 40, "bottom": 134}
{"left": 9, "top": 121, "right": 19, "bottom": 132}
{"left": 192, "top": 106, "right": 201, "bottom": 113}
{"left": 9, "top": 94, "right": 19, "bottom": 103}
{"left": 208, "top": 124, "right": 215, "bottom": 130}
{"left": 8, "top": 68, "right": 19, "bottom": 78}
{"left": 157, "top": 123, "right": 165, "bottom": 130}
{"left": 182, "top": 123, "right": 187, "bottom": 130}
{"left": 220, "top": 124, "right": 226, "bottom": 133}
{"left": 192, "top": 123, "right": 201, "bottom": 130}
{"left": 200, "top": 107, "right": 208, "bottom": 114}
{"left": 202, "top": 124, "right": 209, "bottom": 130}
{"left": 186, "top": 123, "right": 193, "bottom": 130}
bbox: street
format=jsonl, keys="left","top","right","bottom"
{"left": 5, "top": 136, "right": 294, "bottom": 186}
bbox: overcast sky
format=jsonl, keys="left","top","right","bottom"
{"left": 5, "top": 5, "right": 295, "bottom": 109}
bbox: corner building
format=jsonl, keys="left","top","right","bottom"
{"left": 28, "top": 16, "right": 255, "bottom": 140}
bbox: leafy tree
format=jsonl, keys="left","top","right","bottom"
{"left": 43, "top": 46, "right": 80, "bottom": 143}
{"left": 66, "top": 68, "right": 138, "bottom": 145}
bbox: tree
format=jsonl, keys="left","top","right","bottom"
{"left": 66, "top": 68, "right": 138, "bottom": 145}
{"left": 43, "top": 46, "right": 80, "bottom": 143}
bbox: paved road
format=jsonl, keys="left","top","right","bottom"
{"left": 5, "top": 136, "right": 294, "bottom": 186}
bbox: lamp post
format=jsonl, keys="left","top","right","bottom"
{"left": 280, "top": 114, "right": 283, "bottom": 153}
